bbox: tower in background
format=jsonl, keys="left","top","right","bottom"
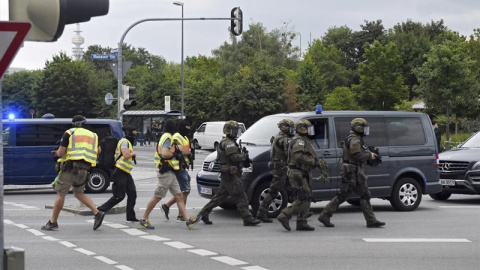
{"left": 72, "top": 23, "right": 85, "bottom": 60}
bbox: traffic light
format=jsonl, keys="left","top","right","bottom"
{"left": 9, "top": 0, "right": 109, "bottom": 42}
{"left": 120, "top": 84, "right": 137, "bottom": 111}
{"left": 230, "top": 7, "right": 243, "bottom": 36}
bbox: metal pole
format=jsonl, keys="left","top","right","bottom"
{"left": 0, "top": 75, "right": 4, "bottom": 267}
{"left": 180, "top": 5, "right": 185, "bottom": 118}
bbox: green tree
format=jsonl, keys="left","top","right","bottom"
{"left": 324, "top": 86, "right": 359, "bottom": 110}
{"left": 296, "top": 53, "right": 326, "bottom": 110}
{"left": 352, "top": 41, "right": 408, "bottom": 110}
{"left": 415, "top": 39, "right": 480, "bottom": 148}
{"left": 2, "top": 70, "right": 42, "bottom": 118}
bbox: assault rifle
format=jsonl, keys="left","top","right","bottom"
{"left": 190, "top": 140, "right": 195, "bottom": 171}
{"left": 238, "top": 139, "right": 251, "bottom": 168}
{"left": 172, "top": 140, "right": 188, "bottom": 169}
{"left": 367, "top": 146, "right": 382, "bottom": 167}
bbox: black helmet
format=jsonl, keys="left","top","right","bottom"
{"left": 177, "top": 119, "right": 191, "bottom": 137}
{"left": 164, "top": 119, "right": 176, "bottom": 134}
{"left": 72, "top": 115, "right": 86, "bottom": 127}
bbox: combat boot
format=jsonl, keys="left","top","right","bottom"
{"left": 256, "top": 212, "right": 273, "bottom": 223}
{"left": 277, "top": 214, "right": 291, "bottom": 231}
{"left": 201, "top": 216, "right": 213, "bottom": 225}
{"left": 367, "top": 220, "right": 386, "bottom": 228}
{"left": 296, "top": 222, "right": 315, "bottom": 231}
{"left": 243, "top": 219, "right": 261, "bottom": 226}
{"left": 318, "top": 214, "right": 334, "bottom": 227}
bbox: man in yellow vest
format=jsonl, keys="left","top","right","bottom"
{"left": 42, "top": 115, "right": 105, "bottom": 231}
{"left": 161, "top": 119, "right": 193, "bottom": 222}
{"left": 139, "top": 119, "right": 201, "bottom": 230}
{"left": 97, "top": 126, "right": 139, "bottom": 223}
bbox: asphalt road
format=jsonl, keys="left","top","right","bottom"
{"left": 4, "top": 145, "right": 480, "bottom": 270}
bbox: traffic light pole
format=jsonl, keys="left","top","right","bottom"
{"left": 117, "top": 15, "right": 241, "bottom": 121}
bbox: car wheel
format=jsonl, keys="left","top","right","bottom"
{"left": 346, "top": 199, "right": 360, "bottom": 206}
{"left": 220, "top": 202, "right": 237, "bottom": 210}
{"left": 429, "top": 191, "right": 452, "bottom": 200}
{"left": 85, "top": 168, "right": 109, "bottom": 193}
{"left": 390, "top": 177, "right": 422, "bottom": 211}
{"left": 251, "top": 181, "right": 288, "bottom": 218}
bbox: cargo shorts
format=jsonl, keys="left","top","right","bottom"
{"left": 155, "top": 171, "right": 181, "bottom": 198}
{"left": 53, "top": 169, "right": 88, "bottom": 196}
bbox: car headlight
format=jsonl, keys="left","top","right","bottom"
{"left": 472, "top": 161, "right": 480, "bottom": 170}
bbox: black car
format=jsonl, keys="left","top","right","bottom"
{"left": 431, "top": 131, "right": 480, "bottom": 200}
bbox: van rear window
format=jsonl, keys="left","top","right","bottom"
{"left": 386, "top": 117, "right": 425, "bottom": 146}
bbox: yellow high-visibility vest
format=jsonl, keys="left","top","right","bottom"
{"left": 154, "top": 133, "right": 179, "bottom": 170}
{"left": 115, "top": 138, "right": 133, "bottom": 173}
{"left": 65, "top": 128, "right": 98, "bottom": 167}
{"left": 173, "top": 132, "right": 190, "bottom": 165}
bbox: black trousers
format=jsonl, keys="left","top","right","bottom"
{"left": 98, "top": 169, "right": 137, "bottom": 221}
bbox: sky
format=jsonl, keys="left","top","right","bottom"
{"left": 2, "top": 0, "right": 479, "bottom": 70}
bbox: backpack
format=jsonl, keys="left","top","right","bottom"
{"left": 98, "top": 135, "right": 119, "bottom": 170}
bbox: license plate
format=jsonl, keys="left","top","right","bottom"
{"left": 200, "top": 187, "right": 212, "bottom": 195}
{"left": 440, "top": 179, "right": 456, "bottom": 186}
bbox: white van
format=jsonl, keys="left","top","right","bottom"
{"left": 193, "top": 121, "right": 246, "bottom": 150}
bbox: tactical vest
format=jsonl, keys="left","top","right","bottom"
{"left": 287, "top": 135, "right": 315, "bottom": 169}
{"left": 64, "top": 128, "right": 98, "bottom": 167}
{"left": 270, "top": 132, "right": 288, "bottom": 163}
{"left": 173, "top": 132, "right": 190, "bottom": 165}
{"left": 154, "top": 133, "right": 180, "bottom": 170}
{"left": 217, "top": 139, "right": 229, "bottom": 165}
{"left": 342, "top": 133, "right": 363, "bottom": 165}
{"left": 115, "top": 138, "right": 133, "bottom": 173}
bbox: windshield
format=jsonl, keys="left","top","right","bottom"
{"left": 239, "top": 115, "right": 295, "bottom": 145}
{"left": 459, "top": 132, "right": 480, "bottom": 148}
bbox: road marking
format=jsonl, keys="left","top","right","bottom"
{"left": 116, "top": 266, "right": 135, "bottom": 270}
{"left": 164, "top": 241, "right": 194, "bottom": 249}
{"left": 105, "top": 223, "right": 129, "bottom": 229}
{"left": 59, "top": 241, "right": 77, "bottom": 248}
{"left": 26, "top": 229, "right": 44, "bottom": 236}
{"left": 363, "top": 238, "right": 471, "bottom": 243}
{"left": 187, "top": 249, "right": 218, "bottom": 256}
{"left": 140, "top": 235, "right": 170, "bottom": 241}
{"left": 75, "top": 248, "right": 96, "bottom": 255}
{"left": 4, "top": 202, "right": 39, "bottom": 209}
{"left": 95, "top": 256, "right": 117, "bottom": 264}
{"left": 15, "top": 224, "right": 29, "bottom": 229}
{"left": 242, "top": 266, "right": 270, "bottom": 270}
{"left": 438, "top": 206, "right": 480, "bottom": 209}
{"left": 212, "top": 256, "right": 248, "bottom": 266}
{"left": 122, "top": 228, "right": 149, "bottom": 236}
{"left": 4, "top": 219, "right": 14, "bottom": 225}
{"left": 42, "top": 236, "right": 60, "bottom": 241}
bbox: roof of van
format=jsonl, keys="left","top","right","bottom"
{"left": 2, "top": 118, "right": 121, "bottom": 124}
{"left": 270, "top": 110, "right": 426, "bottom": 118}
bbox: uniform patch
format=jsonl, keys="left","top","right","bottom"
{"left": 298, "top": 141, "right": 305, "bottom": 146}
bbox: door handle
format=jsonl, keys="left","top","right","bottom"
{"left": 322, "top": 151, "right": 332, "bottom": 156}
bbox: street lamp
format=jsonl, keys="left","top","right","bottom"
{"left": 173, "top": 1, "right": 185, "bottom": 118}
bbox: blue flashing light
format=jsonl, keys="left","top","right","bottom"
{"left": 8, "top": 113, "right": 15, "bottom": 120}
{"left": 315, "top": 105, "right": 323, "bottom": 114}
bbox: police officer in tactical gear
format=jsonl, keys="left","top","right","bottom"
{"left": 199, "top": 120, "right": 261, "bottom": 226}
{"left": 318, "top": 118, "right": 386, "bottom": 228}
{"left": 97, "top": 125, "right": 139, "bottom": 223}
{"left": 256, "top": 119, "right": 294, "bottom": 223}
{"left": 42, "top": 115, "right": 105, "bottom": 231}
{"left": 277, "top": 119, "right": 320, "bottom": 231}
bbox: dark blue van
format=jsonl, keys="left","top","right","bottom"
{"left": 2, "top": 116, "right": 123, "bottom": 193}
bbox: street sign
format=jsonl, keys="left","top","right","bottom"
{"left": 109, "top": 61, "right": 132, "bottom": 79}
{"left": 90, "top": 54, "right": 118, "bottom": 61}
{"left": 105, "top": 93, "right": 114, "bottom": 105}
{"left": 0, "top": 22, "right": 31, "bottom": 77}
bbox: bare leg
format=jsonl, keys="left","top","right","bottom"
{"left": 143, "top": 196, "right": 162, "bottom": 220}
{"left": 74, "top": 192, "right": 99, "bottom": 215}
{"left": 175, "top": 193, "right": 189, "bottom": 221}
{"left": 50, "top": 195, "right": 66, "bottom": 223}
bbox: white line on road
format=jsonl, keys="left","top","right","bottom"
{"left": 95, "top": 256, "right": 117, "bottom": 265}
{"left": 59, "top": 241, "right": 77, "bottom": 248}
{"left": 438, "top": 206, "right": 480, "bottom": 209}
{"left": 4, "top": 219, "right": 14, "bottom": 225}
{"left": 15, "top": 224, "right": 29, "bottom": 229}
{"left": 26, "top": 229, "right": 44, "bottom": 236}
{"left": 116, "top": 265, "right": 135, "bottom": 270}
{"left": 164, "top": 241, "right": 194, "bottom": 249}
{"left": 140, "top": 235, "right": 170, "bottom": 241}
{"left": 212, "top": 256, "right": 248, "bottom": 266}
{"left": 74, "top": 248, "right": 96, "bottom": 255}
{"left": 122, "top": 228, "right": 149, "bottom": 236}
{"left": 105, "top": 223, "right": 130, "bottom": 229}
{"left": 42, "top": 236, "right": 60, "bottom": 241}
{"left": 363, "top": 238, "right": 471, "bottom": 243}
{"left": 187, "top": 249, "right": 218, "bottom": 256}
{"left": 242, "top": 266, "right": 270, "bottom": 270}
